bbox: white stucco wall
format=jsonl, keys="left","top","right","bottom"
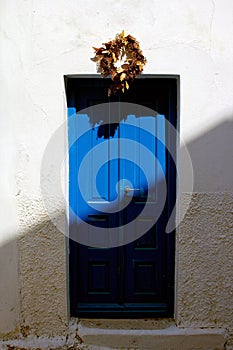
{"left": 0, "top": 0, "right": 232, "bottom": 346}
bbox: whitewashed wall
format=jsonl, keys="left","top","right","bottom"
{"left": 0, "top": 0, "right": 232, "bottom": 344}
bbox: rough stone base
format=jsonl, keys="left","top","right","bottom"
{"left": 0, "top": 319, "right": 227, "bottom": 350}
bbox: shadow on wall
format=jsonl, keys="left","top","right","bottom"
{"left": 0, "top": 211, "right": 69, "bottom": 338}
{"left": 0, "top": 238, "right": 19, "bottom": 337}
{"left": 185, "top": 118, "right": 233, "bottom": 192}
{"left": 0, "top": 117, "right": 232, "bottom": 338}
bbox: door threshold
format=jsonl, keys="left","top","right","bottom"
{"left": 78, "top": 317, "right": 175, "bottom": 330}
{"left": 77, "top": 318, "right": 226, "bottom": 350}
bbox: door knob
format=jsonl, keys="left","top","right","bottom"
{"left": 124, "top": 187, "right": 141, "bottom": 193}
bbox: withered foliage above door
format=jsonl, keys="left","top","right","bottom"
{"left": 91, "top": 30, "right": 147, "bottom": 96}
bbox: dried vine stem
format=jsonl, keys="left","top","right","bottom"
{"left": 91, "top": 30, "right": 147, "bottom": 96}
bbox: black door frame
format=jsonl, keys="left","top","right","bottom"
{"left": 65, "top": 74, "right": 179, "bottom": 318}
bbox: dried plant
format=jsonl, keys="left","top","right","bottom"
{"left": 91, "top": 30, "right": 147, "bottom": 96}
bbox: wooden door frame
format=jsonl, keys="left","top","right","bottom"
{"left": 65, "top": 74, "right": 179, "bottom": 318}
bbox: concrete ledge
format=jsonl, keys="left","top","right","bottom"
{"left": 0, "top": 320, "right": 227, "bottom": 350}
{"left": 78, "top": 320, "right": 226, "bottom": 350}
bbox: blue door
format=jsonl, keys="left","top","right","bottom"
{"left": 67, "top": 77, "right": 176, "bottom": 317}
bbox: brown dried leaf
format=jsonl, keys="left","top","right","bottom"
{"left": 112, "top": 69, "right": 120, "bottom": 78}
{"left": 126, "top": 34, "right": 136, "bottom": 42}
{"left": 91, "top": 56, "right": 100, "bottom": 62}
{"left": 116, "top": 67, "right": 124, "bottom": 73}
{"left": 120, "top": 73, "right": 126, "bottom": 81}
{"left": 138, "top": 65, "right": 143, "bottom": 72}
{"left": 112, "top": 52, "right": 117, "bottom": 62}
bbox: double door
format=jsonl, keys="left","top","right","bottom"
{"left": 67, "top": 76, "right": 176, "bottom": 317}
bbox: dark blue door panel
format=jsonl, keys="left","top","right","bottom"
{"left": 66, "top": 77, "right": 177, "bottom": 317}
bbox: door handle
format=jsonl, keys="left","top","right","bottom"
{"left": 124, "top": 187, "right": 141, "bottom": 193}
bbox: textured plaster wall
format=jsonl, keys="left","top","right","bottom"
{"left": 0, "top": 0, "right": 233, "bottom": 342}
{"left": 177, "top": 193, "right": 233, "bottom": 346}
{"left": 17, "top": 196, "right": 68, "bottom": 337}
